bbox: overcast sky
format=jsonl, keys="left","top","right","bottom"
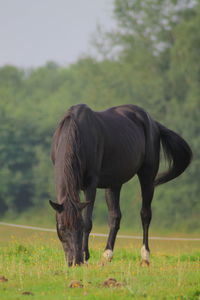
{"left": 0, "top": 0, "right": 114, "bottom": 68}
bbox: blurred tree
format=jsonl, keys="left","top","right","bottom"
{"left": 0, "top": 2, "right": 199, "bottom": 230}
{"left": 102, "top": 0, "right": 197, "bottom": 55}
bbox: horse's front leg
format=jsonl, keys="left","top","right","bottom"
{"left": 103, "top": 186, "right": 122, "bottom": 262}
{"left": 82, "top": 182, "right": 96, "bottom": 261}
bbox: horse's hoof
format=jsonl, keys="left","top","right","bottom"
{"left": 102, "top": 249, "right": 113, "bottom": 262}
{"left": 141, "top": 245, "right": 150, "bottom": 263}
{"left": 140, "top": 260, "right": 150, "bottom": 267}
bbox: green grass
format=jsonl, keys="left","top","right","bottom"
{"left": 0, "top": 226, "right": 200, "bottom": 299}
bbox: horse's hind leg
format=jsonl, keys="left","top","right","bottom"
{"left": 103, "top": 186, "right": 122, "bottom": 261}
{"left": 138, "top": 169, "right": 155, "bottom": 266}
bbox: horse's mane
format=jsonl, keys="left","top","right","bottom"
{"left": 52, "top": 110, "right": 82, "bottom": 228}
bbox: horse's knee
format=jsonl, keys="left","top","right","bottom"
{"left": 109, "top": 211, "right": 121, "bottom": 230}
{"left": 140, "top": 208, "right": 152, "bottom": 224}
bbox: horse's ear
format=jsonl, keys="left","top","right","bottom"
{"left": 78, "top": 201, "right": 90, "bottom": 211}
{"left": 49, "top": 200, "right": 64, "bottom": 213}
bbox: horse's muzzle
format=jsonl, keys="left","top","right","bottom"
{"left": 67, "top": 252, "right": 84, "bottom": 267}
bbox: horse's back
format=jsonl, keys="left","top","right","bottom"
{"left": 68, "top": 104, "right": 159, "bottom": 188}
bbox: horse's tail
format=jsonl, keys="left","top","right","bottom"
{"left": 154, "top": 122, "right": 192, "bottom": 186}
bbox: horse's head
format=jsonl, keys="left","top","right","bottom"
{"left": 49, "top": 200, "right": 89, "bottom": 267}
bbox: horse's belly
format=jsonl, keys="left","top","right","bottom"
{"left": 97, "top": 172, "right": 135, "bottom": 188}
{"left": 96, "top": 117, "right": 145, "bottom": 188}
{"left": 97, "top": 154, "right": 143, "bottom": 188}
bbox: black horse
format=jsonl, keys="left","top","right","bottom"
{"left": 50, "top": 104, "right": 192, "bottom": 266}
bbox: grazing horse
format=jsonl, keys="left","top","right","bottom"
{"left": 50, "top": 104, "right": 192, "bottom": 266}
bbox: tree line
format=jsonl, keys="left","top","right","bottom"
{"left": 0, "top": 0, "right": 199, "bottom": 231}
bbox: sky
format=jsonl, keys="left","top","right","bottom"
{"left": 0, "top": 0, "right": 114, "bottom": 68}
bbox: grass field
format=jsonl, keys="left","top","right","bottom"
{"left": 0, "top": 225, "right": 200, "bottom": 300}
